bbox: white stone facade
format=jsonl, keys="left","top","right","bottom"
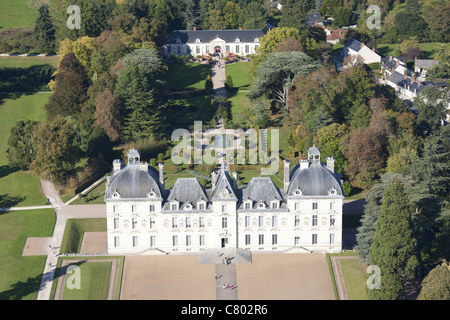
{"left": 105, "top": 146, "right": 344, "bottom": 255}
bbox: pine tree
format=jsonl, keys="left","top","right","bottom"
{"left": 34, "top": 4, "right": 56, "bottom": 53}
{"left": 368, "top": 178, "right": 419, "bottom": 300}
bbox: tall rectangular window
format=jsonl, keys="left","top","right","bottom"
{"left": 186, "top": 217, "right": 191, "bottom": 228}
{"left": 222, "top": 205, "right": 227, "bottom": 212}
{"left": 199, "top": 203, "right": 205, "bottom": 210}
{"left": 245, "top": 45, "right": 249, "bottom": 53}
{"left": 294, "top": 236, "right": 300, "bottom": 246}
{"left": 172, "top": 217, "right": 178, "bottom": 228}
{"left": 114, "top": 236, "right": 119, "bottom": 248}
{"left": 295, "top": 215, "right": 300, "bottom": 226}
{"left": 113, "top": 205, "right": 118, "bottom": 213}
{"left": 312, "top": 202, "right": 318, "bottom": 210}
{"left": 312, "top": 234, "right": 318, "bottom": 244}
{"left": 186, "top": 235, "right": 192, "bottom": 246}
{"left": 330, "top": 215, "right": 335, "bottom": 226}
{"left": 272, "top": 202, "right": 278, "bottom": 209}
{"left": 132, "top": 218, "right": 138, "bottom": 229}
{"left": 132, "top": 236, "right": 138, "bottom": 247}
{"left": 226, "top": 45, "right": 230, "bottom": 52}
{"left": 149, "top": 205, "right": 155, "bottom": 212}
{"left": 272, "top": 215, "right": 277, "bottom": 227}
{"left": 245, "top": 202, "right": 251, "bottom": 209}
{"left": 258, "top": 216, "right": 263, "bottom": 227}
{"left": 245, "top": 216, "right": 250, "bottom": 227}
{"left": 114, "top": 218, "right": 119, "bottom": 229}
{"left": 330, "top": 233, "right": 335, "bottom": 244}
{"left": 172, "top": 235, "right": 178, "bottom": 247}
{"left": 245, "top": 234, "right": 251, "bottom": 245}
{"left": 196, "top": 45, "right": 200, "bottom": 54}
{"left": 312, "top": 215, "right": 317, "bottom": 226}
{"left": 258, "top": 234, "right": 264, "bottom": 245}
{"left": 171, "top": 203, "right": 177, "bottom": 210}
{"left": 150, "top": 236, "right": 155, "bottom": 247}
{"left": 236, "top": 45, "right": 239, "bottom": 53}
{"left": 330, "top": 202, "right": 335, "bottom": 210}
{"left": 149, "top": 218, "right": 155, "bottom": 229}
{"left": 199, "top": 235, "right": 205, "bottom": 246}
{"left": 222, "top": 217, "right": 228, "bottom": 229}
{"left": 272, "top": 234, "right": 278, "bottom": 245}
{"left": 199, "top": 217, "right": 205, "bottom": 228}
{"left": 132, "top": 205, "right": 137, "bottom": 213}
{"left": 295, "top": 203, "right": 300, "bottom": 211}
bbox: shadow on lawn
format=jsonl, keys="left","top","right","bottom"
{"left": 0, "top": 64, "right": 55, "bottom": 94}
{"left": 0, "top": 165, "right": 19, "bottom": 179}
{"left": 0, "top": 194, "right": 25, "bottom": 211}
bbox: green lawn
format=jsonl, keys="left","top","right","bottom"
{"left": 61, "top": 261, "right": 112, "bottom": 300}
{"left": 162, "top": 63, "right": 211, "bottom": 91}
{"left": 0, "top": 56, "right": 59, "bottom": 69}
{"left": 340, "top": 257, "right": 369, "bottom": 300}
{"left": 0, "top": 93, "right": 50, "bottom": 207}
{"left": 0, "top": 208, "right": 56, "bottom": 300}
{"left": 377, "top": 42, "right": 450, "bottom": 59}
{"left": 0, "top": 0, "right": 38, "bottom": 31}
{"left": 167, "top": 94, "right": 214, "bottom": 126}
{"left": 69, "top": 179, "right": 107, "bottom": 205}
{"left": 60, "top": 218, "right": 107, "bottom": 254}
{"left": 225, "top": 61, "right": 254, "bottom": 90}
{"left": 228, "top": 91, "right": 251, "bottom": 115}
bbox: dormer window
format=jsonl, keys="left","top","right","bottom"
{"left": 257, "top": 202, "right": 266, "bottom": 209}
{"left": 147, "top": 190, "right": 157, "bottom": 198}
{"left": 171, "top": 201, "right": 179, "bottom": 211}
{"left": 176, "top": 38, "right": 181, "bottom": 44}
{"left": 293, "top": 188, "right": 303, "bottom": 196}
{"left": 195, "top": 38, "right": 201, "bottom": 43}
{"left": 184, "top": 202, "right": 193, "bottom": 210}
{"left": 328, "top": 187, "right": 337, "bottom": 196}
{"left": 112, "top": 189, "right": 121, "bottom": 198}
{"left": 221, "top": 188, "right": 230, "bottom": 197}
{"left": 235, "top": 38, "right": 240, "bottom": 42}
{"left": 271, "top": 200, "right": 279, "bottom": 209}
{"left": 244, "top": 200, "right": 252, "bottom": 210}
{"left": 254, "top": 38, "right": 260, "bottom": 42}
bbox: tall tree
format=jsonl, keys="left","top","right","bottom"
{"left": 369, "top": 178, "right": 420, "bottom": 300}
{"left": 31, "top": 116, "right": 82, "bottom": 183}
{"left": 6, "top": 120, "right": 40, "bottom": 170}
{"left": 414, "top": 86, "right": 449, "bottom": 136}
{"left": 95, "top": 88, "right": 122, "bottom": 142}
{"left": 279, "top": 0, "right": 309, "bottom": 34}
{"left": 418, "top": 260, "right": 450, "bottom": 300}
{"left": 34, "top": 4, "right": 56, "bottom": 53}
{"left": 115, "top": 64, "right": 167, "bottom": 140}
{"left": 45, "top": 53, "right": 90, "bottom": 117}
{"left": 249, "top": 51, "right": 322, "bottom": 110}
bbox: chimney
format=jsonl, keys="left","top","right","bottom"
{"left": 211, "top": 171, "right": 218, "bottom": 189}
{"left": 193, "top": 26, "right": 196, "bottom": 31}
{"left": 283, "top": 159, "right": 290, "bottom": 193}
{"left": 299, "top": 158, "right": 309, "bottom": 170}
{"left": 232, "top": 171, "right": 238, "bottom": 189}
{"left": 326, "top": 156, "right": 335, "bottom": 172}
{"left": 389, "top": 55, "right": 392, "bottom": 61}
{"left": 238, "top": 27, "right": 242, "bottom": 30}
{"left": 372, "top": 46, "right": 375, "bottom": 52}
{"left": 361, "top": 42, "right": 365, "bottom": 48}
{"left": 113, "top": 159, "right": 121, "bottom": 174}
{"left": 158, "top": 162, "right": 164, "bottom": 188}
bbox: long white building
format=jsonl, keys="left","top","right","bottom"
{"left": 163, "top": 29, "right": 264, "bottom": 57}
{"left": 105, "top": 146, "right": 344, "bottom": 255}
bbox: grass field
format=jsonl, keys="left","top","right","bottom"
{"left": 0, "top": 0, "right": 38, "bottom": 31}
{"left": 0, "top": 93, "right": 50, "bottom": 207}
{"left": 0, "top": 208, "right": 55, "bottom": 300}
{"left": 162, "top": 63, "right": 211, "bottom": 91}
{"left": 340, "top": 257, "right": 369, "bottom": 300}
{"left": 225, "top": 61, "right": 254, "bottom": 90}
{"left": 61, "top": 261, "right": 112, "bottom": 300}
{"left": 377, "top": 42, "right": 450, "bottom": 59}
{"left": 0, "top": 56, "right": 59, "bottom": 69}
{"left": 60, "top": 218, "right": 107, "bottom": 254}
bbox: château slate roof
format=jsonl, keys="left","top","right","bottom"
{"left": 287, "top": 162, "right": 344, "bottom": 198}
{"left": 165, "top": 29, "right": 264, "bottom": 44}
{"left": 105, "top": 164, "right": 162, "bottom": 200}
{"left": 239, "top": 177, "right": 285, "bottom": 210}
{"left": 165, "top": 178, "right": 209, "bottom": 210}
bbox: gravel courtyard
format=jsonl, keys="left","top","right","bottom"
{"left": 119, "top": 253, "right": 334, "bottom": 300}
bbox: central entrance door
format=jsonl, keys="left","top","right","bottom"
{"left": 221, "top": 238, "right": 228, "bottom": 248}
